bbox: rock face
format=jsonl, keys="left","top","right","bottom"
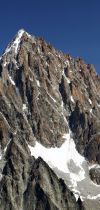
{"left": 0, "top": 29, "right": 100, "bottom": 210}
{"left": 89, "top": 167, "right": 100, "bottom": 185}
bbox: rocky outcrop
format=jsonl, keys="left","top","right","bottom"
{"left": 89, "top": 167, "right": 100, "bottom": 185}
{"left": 0, "top": 29, "right": 100, "bottom": 209}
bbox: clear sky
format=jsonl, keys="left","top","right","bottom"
{"left": 0, "top": 0, "right": 100, "bottom": 73}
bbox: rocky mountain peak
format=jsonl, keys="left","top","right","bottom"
{"left": 0, "top": 29, "right": 100, "bottom": 210}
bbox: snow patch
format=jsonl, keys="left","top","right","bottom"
{"left": 87, "top": 194, "right": 100, "bottom": 200}
{"left": 90, "top": 109, "right": 92, "bottom": 113}
{"left": 4, "top": 29, "right": 25, "bottom": 55}
{"left": 3, "top": 61, "right": 8, "bottom": 67}
{"left": 37, "top": 47, "right": 41, "bottom": 54}
{"left": 70, "top": 95, "right": 75, "bottom": 103}
{"left": 28, "top": 133, "right": 71, "bottom": 174}
{"left": 64, "top": 60, "right": 70, "bottom": 67}
{"left": 4, "top": 139, "right": 11, "bottom": 153}
{"left": 36, "top": 80, "right": 40, "bottom": 87}
{"left": 28, "top": 132, "right": 85, "bottom": 188}
{"left": 28, "top": 127, "right": 100, "bottom": 201}
{"left": 9, "top": 75, "right": 15, "bottom": 86}
{"left": 29, "top": 76, "right": 33, "bottom": 81}
{"left": 13, "top": 30, "right": 25, "bottom": 53}
{"left": 0, "top": 154, "right": 2, "bottom": 160}
{"left": 88, "top": 163, "right": 100, "bottom": 170}
{"left": 72, "top": 189, "right": 81, "bottom": 201}
{"left": 65, "top": 77, "right": 70, "bottom": 84}
{"left": 89, "top": 98, "right": 92, "bottom": 105}
{"left": 48, "top": 93, "right": 56, "bottom": 103}
{"left": 62, "top": 68, "right": 70, "bottom": 83}
{"left": 23, "top": 104, "right": 27, "bottom": 111}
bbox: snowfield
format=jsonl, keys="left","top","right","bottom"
{"left": 28, "top": 130, "right": 100, "bottom": 201}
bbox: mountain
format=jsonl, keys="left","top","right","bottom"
{"left": 0, "top": 29, "right": 100, "bottom": 210}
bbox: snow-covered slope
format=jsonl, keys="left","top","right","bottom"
{"left": 28, "top": 129, "right": 100, "bottom": 201}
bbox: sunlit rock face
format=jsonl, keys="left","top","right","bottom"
{"left": 0, "top": 29, "right": 100, "bottom": 210}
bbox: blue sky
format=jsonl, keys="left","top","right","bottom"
{"left": 0, "top": 0, "right": 100, "bottom": 73}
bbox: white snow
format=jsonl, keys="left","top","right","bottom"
{"left": 28, "top": 133, "right": 70, "bottom": 173}
{"left": 88, "top": 163, "right": 100, "bottom": 170}
{"left": 4, "top": 29, "right": 25, "bottom": 55}
{"left": 4, "top": 139, "right": 11, "bottom": 153}
{"left": 89, "top": 109, "right": 92, "bottom": 113}
{"left": 87, "top": 194, "right": 100, "bottom": 200}
{"left": 13, "top": 29, "right": 25, "bottom": 53}
{"left": 23, "top": 104, "right": 27, "bottom": 111}
{"left": 62, "top": 68, "right": 70, "bottom": 84}
{"left": 25, "top": 31, "right": 33, "bottom": 39}
{"left": 36, "top": 80, "right": 40, "bottom": 87}
{"left": 0, "top": 154, "right": 2, "bottom": 160}
{"left": 64, "top": 60, "right": 70, "bottom": 67}
{"left": 14, "top": 130, "right": 17, "bottom": 135}
{"left": 3, "top": 61, "right": 8, "bottom": 67}
{"left": 29, "top": 76, "right": 33, "bottom": 81}
{"left": 9, "top": 75, "right": 15, "bottom": 86}
{"left": 72, "top": 189, "right": 81, "bottom": 201}
{"left": 37, "top": 47, "right": 41, "bottom": 54}
{"left": 66, "top": 77, "right": 70, "bottom": 84}
{"left": 70, "top": 95, "right": 75, "bottom": 103}
{"left": 28, "top": 126, "right": 100, "bottom": 201}
{"left": 88, "top": 98, "right": 92, "bottom": 105}
{"left": 47, "top": 93, "right": 56, "bottom": 103}
{"left": 28, "top": 132, "right": 85, "bottom": 185}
